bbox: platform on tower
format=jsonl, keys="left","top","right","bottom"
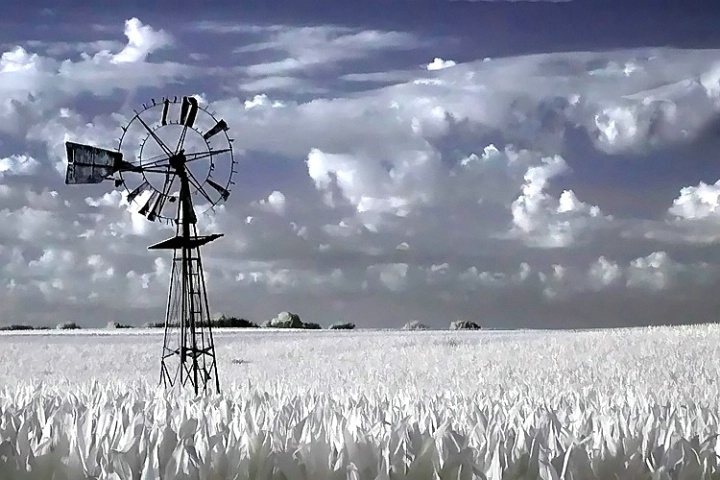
{"left": 147, "top": 233, "right": 224, "bottom": 250}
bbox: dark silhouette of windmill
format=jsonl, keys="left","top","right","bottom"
{"left": 65, "top": 96, "right": 236, "bottom": 394}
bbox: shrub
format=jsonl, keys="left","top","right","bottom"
{"left": 56, "top": 322, "right": 80, "bottom": 330}
{"left": 213, "top": 316, "right": 258, "bottom": 328}
{"left": 263, "top": 311, "right": 304, "bottom": 329}
{"left": 402, "top": 321, "right": 428, "bottom": 331}
{"left": 450, "top": 320, "right": 482, "bottom": 330}
{"left": 145, "top": 317, "right": 259, "bottom": 329}
{"left": 0, "top": 324, "right": 34, "bottom": 331}
{"left": 106, "top": 322, "right": 134, "bottom": 329}
{"left": 329, "top": 322, "right": 356, "bottom": 330}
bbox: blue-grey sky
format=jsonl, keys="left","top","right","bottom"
{"left": 2, "top": 1, "right": 720, "bottom": 328}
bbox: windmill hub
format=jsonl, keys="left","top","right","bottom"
{"left": 64, "top": 95, "right": 236, "bottom": 395}
{"left": 169, "top": 150, "right": 187, "bottom": 171}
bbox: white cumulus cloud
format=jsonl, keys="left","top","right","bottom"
{"left": 110, "top": 18, "right": 173, "bottom": 64}
{"left": 426, "top": 57, "right": 456, "bottom": 71}
{"left": 509, "top": 155, "right": 608, "bottom": 247}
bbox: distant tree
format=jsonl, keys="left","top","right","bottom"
{"left": 0, "top": 324, "right": 34, "bottom": 331}
{"left": 56, "top": 322, "right": 80, "bottom": 330}
{"left": 402, "top": 320, "right": 428, "bottom": 331}
{"left": 263, "top": 311, "right": 304, "bottom": 328}
{"left": 213, "top": 315, "right": 258, "bottom": 328}
{"left": 450, "top": 320, "right": 482, "bottom": 330}
{"left": 106, "top": 322, "right": 134, "bottom": 329}
{"left": 329, "top": 322, "right": 355, "bottom": 330}
{"left": 145, "top": 316, "right": 259, "bottom": 328}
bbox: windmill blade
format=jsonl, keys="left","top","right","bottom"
{"left": 180, "top": 96, "right": 198, "bottom": 127}
{"left": 161, "top": 98, "right": 170, "bottom": 126}
{"left": 139, "top": 191, "right": 157, "bottom": 217}
{"left": 65, "top": 142, "right": 124, "bottom": 184}
{"left": 206, "top": 178, "right": 230, "bottom": 201}
{"left": 202, "top": 119, "right": 228, "bottom": 140}
{"left": 148, "top": 178, "right": 176, "bottom": 221}
{"left": 127, "top": 180, "right": 151, "bottom": 204}
{"left": 147, "top": 193, "right": 166, "bottom": 222}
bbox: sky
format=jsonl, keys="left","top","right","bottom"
{"left": 2, "top": 0, "right": 720, "bottom": 329}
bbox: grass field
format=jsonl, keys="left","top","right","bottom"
{"left": 1, "top": 325, "right": 719, "bottom": 479}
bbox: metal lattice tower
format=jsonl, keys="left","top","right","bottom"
{"left": 153, "top": 162, "right": 220, "bottom": 393}
{"left": 65, "top": 96, "right": 236, "bottom": 394}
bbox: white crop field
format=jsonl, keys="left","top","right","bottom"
{"left": 1, "top": 325, "right": 719, "bottom": 479}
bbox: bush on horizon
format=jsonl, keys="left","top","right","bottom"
{"left": 56, "top": 322, "right": 80, "bottom": 330}
{"left": 402, "top": 320, "right": 428, "bottom": 331}
{"left": 213, "top": 316, "right": 258, "bottom": 328}
{"left": 450, "top": 320, "right": 482, "bottom": 330}
{"left": 329, "top": 322, "right": 355, "bottom": 330}
{"left": 106, "top": 322, "right": 134, "bottom": 329}
{"left": 0, "top": 324, "right": 34, "bottom": 331}
{"left": 263, "top": 311, "right": 305, "bottom": 329}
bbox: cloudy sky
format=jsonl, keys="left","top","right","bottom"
{"left": 2, "top": 1, "right": 720, "bottom": 329}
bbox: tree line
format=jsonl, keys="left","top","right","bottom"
{"left": 0, "top": 315, "right": 483, "bottom": 331}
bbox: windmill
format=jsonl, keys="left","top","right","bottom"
{"left": 65, "top": 96, "right": 236, "bottom": 394}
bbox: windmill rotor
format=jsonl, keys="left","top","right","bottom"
{"left": 113, "top": 96, "right": 236, "bottom": 223}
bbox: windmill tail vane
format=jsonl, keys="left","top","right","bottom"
{"left": 64, "top": 95, "right": 236, "bottom": 395}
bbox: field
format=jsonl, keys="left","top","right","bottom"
{"left": 1, "top": 325, "right": 719, "bottom": 479}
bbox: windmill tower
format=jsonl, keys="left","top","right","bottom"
{"left": 65, "top": 96, "right": 236, "bottom": 394}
